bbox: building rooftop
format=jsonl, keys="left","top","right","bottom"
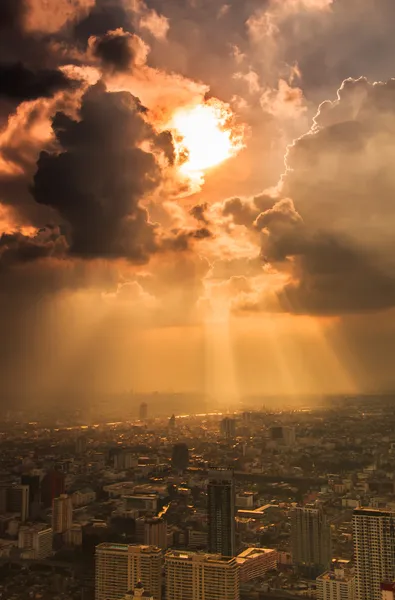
{"left": 237, "top": 547, "right": 277, "bottom": 561}
{"left": 317, "top": 570, "right": 355, "bottom": 583}
{"left": 165, "top": 550, "right": 236, "bottom": 564}
{"left": 95, "top": 543, "right": 162, "bottom": 553}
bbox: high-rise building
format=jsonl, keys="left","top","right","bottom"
{"left": 165, "top": 550, "right": 239, "bottom": 600}
{"left": 269, "top": 426, "right": 296, "bottom": 445}
{"left": 207, "top": 469, "right": 236, "bottom": 557}
{"left": 291, "top": 505, "right": 331, "bottom": 575}
{"left": 7, "top": 484, "right": 29, "bottom": 522}
{"left": 95, "top": 543, "right": 163, "bottom": 600}
{"left": 316, "top": 563, "right": 356, "bottom": 600}
{"left": 143, "top": 518, "right": 168, "bottom": 549}
{"left": 168, "top": 415, "right": 176, "bottom": 429}
{"left": 220, "top": 418, "right": 236, "bottom": 439}
{"left": 18, "top": 524, "right": 53, "bottom": 559}
{"left": 171, "top": 443, "right": 189, "bottom": 471}
{"left": 52, "top": 494, "right": 73, "bottom": 534}
{"left": 75, "top": 436, "right": 87, "bottom": 455}
{"left": 353, "top": 508, "right": 395, "bottom": 600}
{"left": 139, "top": 403, "right": 148, "bottom": 421}
{"left": 41, "top": 470, "right": 65, "bottom": 508}
{"left": 21, "top": 474, "right": 41, "bottom": 514}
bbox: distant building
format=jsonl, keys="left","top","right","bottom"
{"left": 71, "top": 488, "right": 96, "bottom": 507}
{"left": 21, "top": 474, "right": 41, "bottom": 514}
{"left": 95, "top": 543, "right": 163, "bottom": 600}
{"left": 52, "top": 494, "right": 73, "bottom": 534}
{"left": 114, "top": 450, "right": 137, "bottom": 471}
{"left": 18, "top": 524, "right": 53, "bottom": 559}
{"left": 123, "top": 494, "right": 158, "bottom": 514}
{"left": 143, "top": 518, "right": 168, "bottom": 549}
{"left": 316, "top": 564, "right": 356, "bottom": 600}
{"left": 64, "top": 523, "right": 83, "bottom": 547}
{"left": 207, "top": 469, "right": 236, "bottom": 557}
{"left": 139, "top": 403, "right": 148, "bottom": 421}
{"left": 75, "top": 436, "right": 87, "bottom": 455}
{"left": 168, "top": 415, "right": 176, "bottom": 429}
{"left": 269, "top": 426, "right": 296, "bottom": 445}
{"left": 41, "top": 470, "right": 65, "bottom": 509}
{"left": 353, "top": 508, "right": 395, "bottom": 600}
{"left": 125, "top": 582, "right": 153, "bottom": 600}
{"left": 165, "top": 550, "right": 239, "bottom": 600}
{"left": 236, "top": 548, "right": 277, "bottom": 582}
{"left": 7, "top": 485, "right": 29, "bottom": 522}
{"left": 220, "top": 418, "right": 236, "bottom": 439}
{"left": 291, "top": 505, "right": 331, "bottom": 575}
{"left": 171, "top": 443, "right": 189, "bottom": 471}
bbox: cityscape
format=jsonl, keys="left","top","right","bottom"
{"left": 0, "top": 396, "right": 394, "bottom": 599}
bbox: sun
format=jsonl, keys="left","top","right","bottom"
{"left": 170, "top": 99, "right": 244, "bottom": 179}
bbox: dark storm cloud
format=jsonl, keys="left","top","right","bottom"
{"left": 0, "top": 227, "right": 67, "bottom": 267}
{"left": 222, "top": 194, "right": 277, "bottom": 227}
{"left": 92, "top": 29, "right": 139, "bottom": 72}
{"left": 74, "top": 0, "right": 132, "bottom": 43}
{"left": 0, "top": 0, "right": 25, "bottom": 30}
{"left": 254, "top": 77, "right": 395, "bottom": 315}
{"left": 32, "top": 82, "right": 172, "bottom": 261}
{"left": 166, "top": 226, "right": 213, "bottom": 252}
{"left": 0, "top": 62, "right": 78, "bottom": 102}
{"left": 190, "top": 203, "right": 209, "bottom": 225}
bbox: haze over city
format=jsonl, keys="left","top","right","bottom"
{"left": 3, "top": 0, "right": 395, "bottom": 408}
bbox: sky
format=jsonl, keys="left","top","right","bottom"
{"left": 2, "top": 0, "right": 395, "bottom": 406}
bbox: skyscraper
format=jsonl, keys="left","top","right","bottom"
{"left": 291, "top": 505, "right": 331, "bottom": 575}
{"left": 353, "top": 508, "right": 395, "bottom": 600}
{"left": 165, "top": 550, "right": 239, "bottom": 600}
{"left": 207, "top": 469, "right": 236, "bottom": 557}
{"left": 52, "top": 494, "right": 73, "bottom": 534}
{"left": 171, "top": 443, "right": 189, "bottom": 471}
{"left": 220, "top": 418, "right": 236, "bottom": 439}
{"left": 95, "top": 543, "right": 163, "bottom": 600}
{"left": 41, "top": 469, "right": 65, "bottom": 509}
{"left": 139, "top": 403, "right": 148, "bottom": 421}
{"left": 7, "top": 484, "right": 29, "bottom": 522}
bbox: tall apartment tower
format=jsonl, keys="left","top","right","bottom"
{"left": 291, "top": 505, "right": 331, "bottom": 575}
{"left": 139, "top": 403, "right": 148, "bottom": 421}
{"left": 52, "top": 494, "right": 73, "bottom": 534}
{"left": 220, "top": 418, "right": 236, "bottom": 439}
{"left": 353, "top": 508, "right": 395, "bottom": 600}
{"left": 207, "top": 469, "right": 236, "bottom": 557}
{"left": 7, "top": 484, "right": 29, "bottom": 522}
{"left": 95, "top": 543, "right": 163, "bottom": 600}
{"left": 165, "top": 550, "right": 239, "bottom": 600}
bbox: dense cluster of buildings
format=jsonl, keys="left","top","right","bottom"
{"left": 0, "top": 396, "right": 395, "bottom": 600}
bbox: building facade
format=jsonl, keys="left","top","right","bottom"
{"left": 353, "top": 508, "right": 395, "bottom": 600}
{"left": 207, "top": 469, "right": 236, "bottom": 557}
{"left": 316, "top": 565, "right": 356, "bottom": 600}
{"left": 95, "top": 543, "right": 163, "bottom": 600}
{"left": 18, "top": 525, "right": 53, "bottom": 559}
{"left": 52, "top": 494, "right": 73, "bottom": 534}
{"left": 291, "top": 505, "right": 331, "bottom": 575}
{"left": 7, "top": 484, "right": 29, "bottom": 522}
{"left": 236, "top": 548, "right": 277, "bottom": 582}
{"left": 165, "top": 550, "right": 239, "bottom": 600}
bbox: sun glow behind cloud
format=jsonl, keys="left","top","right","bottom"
{"left": 170, "top": 99, "right": 245, "bottom": 182}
